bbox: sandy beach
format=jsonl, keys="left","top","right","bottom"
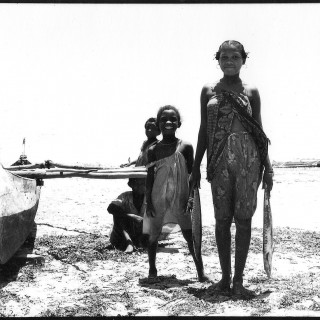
{"left": 1, "top": 167, "right": 320, "bottom": 316}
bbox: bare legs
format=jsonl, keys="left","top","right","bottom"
{"left": 111, "top": 216, "right": 140, "bottom": 254}
{"left": 214, "top": 217, "right": 255, "bottom": 298}
{"left": 147, "top": 229, "right": 211, "bottom": 282}
{"left": 181, "top": 229, "right": 211, "bottom": 282}
{"left": 214, "top": 217, "right": 233, "bottom": 292}
{"left": 147, "top": 236, "right": 158, "bottom": 278}
{"left": 232, "top": 217, "right": 256, "bottom": 298}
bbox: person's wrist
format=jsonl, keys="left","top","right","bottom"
{"left": 264, "top": 166, "right": 273, "bottom": 173}
{"left": 264, "top": 169, "right": 274, "bottom": 177}
{"left": 192, "top": 164, "right": 201, "bottom": 173}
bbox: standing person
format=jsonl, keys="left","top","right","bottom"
{"left": 121, "top": 117, "right": 160, "bottom": 167}
{"left": 190, "top": 40, "right": 273, "bottom": 298}
{"left": 144, "top": 105, "right": 210, "bottom": 282}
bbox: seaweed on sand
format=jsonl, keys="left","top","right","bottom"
{"left": 35, "top": 233, "right": 144, "bottom": 265}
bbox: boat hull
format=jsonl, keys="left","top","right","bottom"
{"left": 0, "top": 165, "right": 41, "bottom": 264}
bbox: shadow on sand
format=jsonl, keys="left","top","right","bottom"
{"left": 187, "top": 283, "right": 273, "bottom": 303}
{"left": 0, "top": 223, "right": 42, "bottom": 289}
{"left": 139, "top": 274, "right": 194, "bottom": 290}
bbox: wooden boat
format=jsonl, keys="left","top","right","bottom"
{"left": 0, "top": 164, "right": 41, "bottom": 264}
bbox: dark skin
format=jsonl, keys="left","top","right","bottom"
{"left": 107, "top": 179, "right": 145, "bottom": 253}
{"left": 121, "top": 120, "right": 160, "bottom": 167}
{"left": 190, "top": 47, "right": 273, "bottom": 298}
{"left": 145, "top": 108, "right": 211, "bottom": 282}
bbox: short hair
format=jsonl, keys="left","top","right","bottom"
{"left": 156, "top": 105, "right": 181, "bottom": 127}
{"left": 144, "top": 117, "right": 157, "bottom": 129}
{"left": 215, "top": 40, "right": 248, "bottom": 64}
{"left": 128, "top": 178, "right": 145, "bottom": 188}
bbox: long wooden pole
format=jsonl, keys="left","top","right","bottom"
{"left": 6, "top": 161, "right": 145, "bottom": 171}
{"left": 10, "top": 168, "right": 147, "bottom": 180}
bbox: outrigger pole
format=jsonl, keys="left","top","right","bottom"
{"left": 6, "top": 161, "right": 147, "bottom": 180}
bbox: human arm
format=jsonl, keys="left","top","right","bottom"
{"left": 189, "top": 85, "right": 210, "bottom": 189}
{"left": 180, "top": 141, "right": 194, "bottom": 174}
{"left": 250, "top": 87, "right": 273, "bottom": 191}
{"left": 107, "top": 203, "right": 142, "bottom": 221}
{"left": 107, "top": 195, "right": 143, "bottom": 222}
{"left": 145, "top": 147, "right": 156, "bottom": 217}
{"left": 179, "top": 141, "right": 195, "bottom": 213}
{"left": 107, "top": 202, "right": 127, "bottom": 215}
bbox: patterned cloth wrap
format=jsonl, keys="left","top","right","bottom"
{"left": 207, "top": 89, "right": 270, "bottom": 181}
{"left": 207, "top": 90, "right": 270, "bottom": 220}
{"left": 210, "top": 132, "right": 261, "bottom": 219}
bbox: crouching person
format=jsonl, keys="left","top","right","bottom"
{"left": 107, "top": 178, "right": 148, "bottom": 253}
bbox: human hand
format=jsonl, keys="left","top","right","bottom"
{"left": 189, "top": 168, "right": 201, "bottom": 190}
{"left": 262, "top": 170, "right": 274, "bottom": 191}
{"left": 146, "top": 201, "right": 155, "bottom": 218}
{"left": 186, "top": 196, "right": 194, "bottom": 214}
{"left": 120, "top": 163, "right": 130, "bottom": 168}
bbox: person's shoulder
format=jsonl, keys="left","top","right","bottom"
{"left": 118, "top": 191, "right": 133, "bottom": 200}
{"left": 201, "top": 82, "right": 221, "bottom": 100}
{"left": 243, "top": 82, "right": 260, "bottom": 95}
{"left": 141, "top": 140, "right": 148, "bottom": 151}
{"left": 202, "top": 81, "right": 220, "bottom": 92}
{"left": 148, "top": 141, "right": 159, "bottom": 152}
{"left": 242, "top": 82, "right": 261, "bottom": 110}
{"left": 179, "top": 139, "right": 193, "bottom": 150}
{"left": 110, "top": 190, "right": 132, "bottom": 206}
{"left": 146, "top": 142, "right": 158, "bottom": 163}
{"left": 179, "top": 138, "right": 192, "bottom": 145}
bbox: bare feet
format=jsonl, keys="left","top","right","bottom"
{"left": 232, "top": 281, "right": 256, "bottom": 299}
{"left": 198, "top": 273, "right": 214, "bottom": 283}
{"left": 147, "top": 268, "right": 159, "bottom": 283}
{"left": 148, "top": 267, "right": 157, "bottom": 279}
{"left": 124, "top": 243, "right": 134, "bottom": 254}
{"left": 211, "top": 278, "right": 231, "bottom": 294}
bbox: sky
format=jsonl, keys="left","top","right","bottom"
{"left": 0, "top": 3, "right": 319, "bottom": 167}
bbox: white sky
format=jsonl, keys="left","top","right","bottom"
{"left": 0, "top": 3, "right": 319, "bottom": 167}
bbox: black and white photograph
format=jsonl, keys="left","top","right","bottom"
{"left": 0, "top": 2, "right": 320, "bottom": 317}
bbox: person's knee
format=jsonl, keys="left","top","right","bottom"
{"left": 180, "top": 228, "right": 193, "bottom": 245}
{"left": 139, "top": 234, "right": 149, "bottom": 248}
{"left": 148, "top": 234, "right": 159, "bottom": 244}
{"left": 216, "top": 217, "right": 233, "bottom": 232}
{"left": 234, "top": 217, "right": 252, "bottom": 231}
{"left": 181, "top": 228, "right": 192, "bottom": 238}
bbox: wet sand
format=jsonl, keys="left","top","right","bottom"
{"left": 1, "top": 167, "right": 320, "bottom": 316}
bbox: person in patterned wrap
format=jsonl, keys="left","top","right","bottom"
{"left": 190, "top": 40, "right": 274, "bottom": 299}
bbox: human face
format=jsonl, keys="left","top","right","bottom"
{"left": 158, "top": 109, "right": 180, "bottom": 137}
{"left": 145, "top": 121, "right": 160, "bottom": 139}
{"left": 218, "top": 48, "right": 244, "bottom": 76}
{"left": 131, "top": 179, "right": 146, "bottom": 195}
